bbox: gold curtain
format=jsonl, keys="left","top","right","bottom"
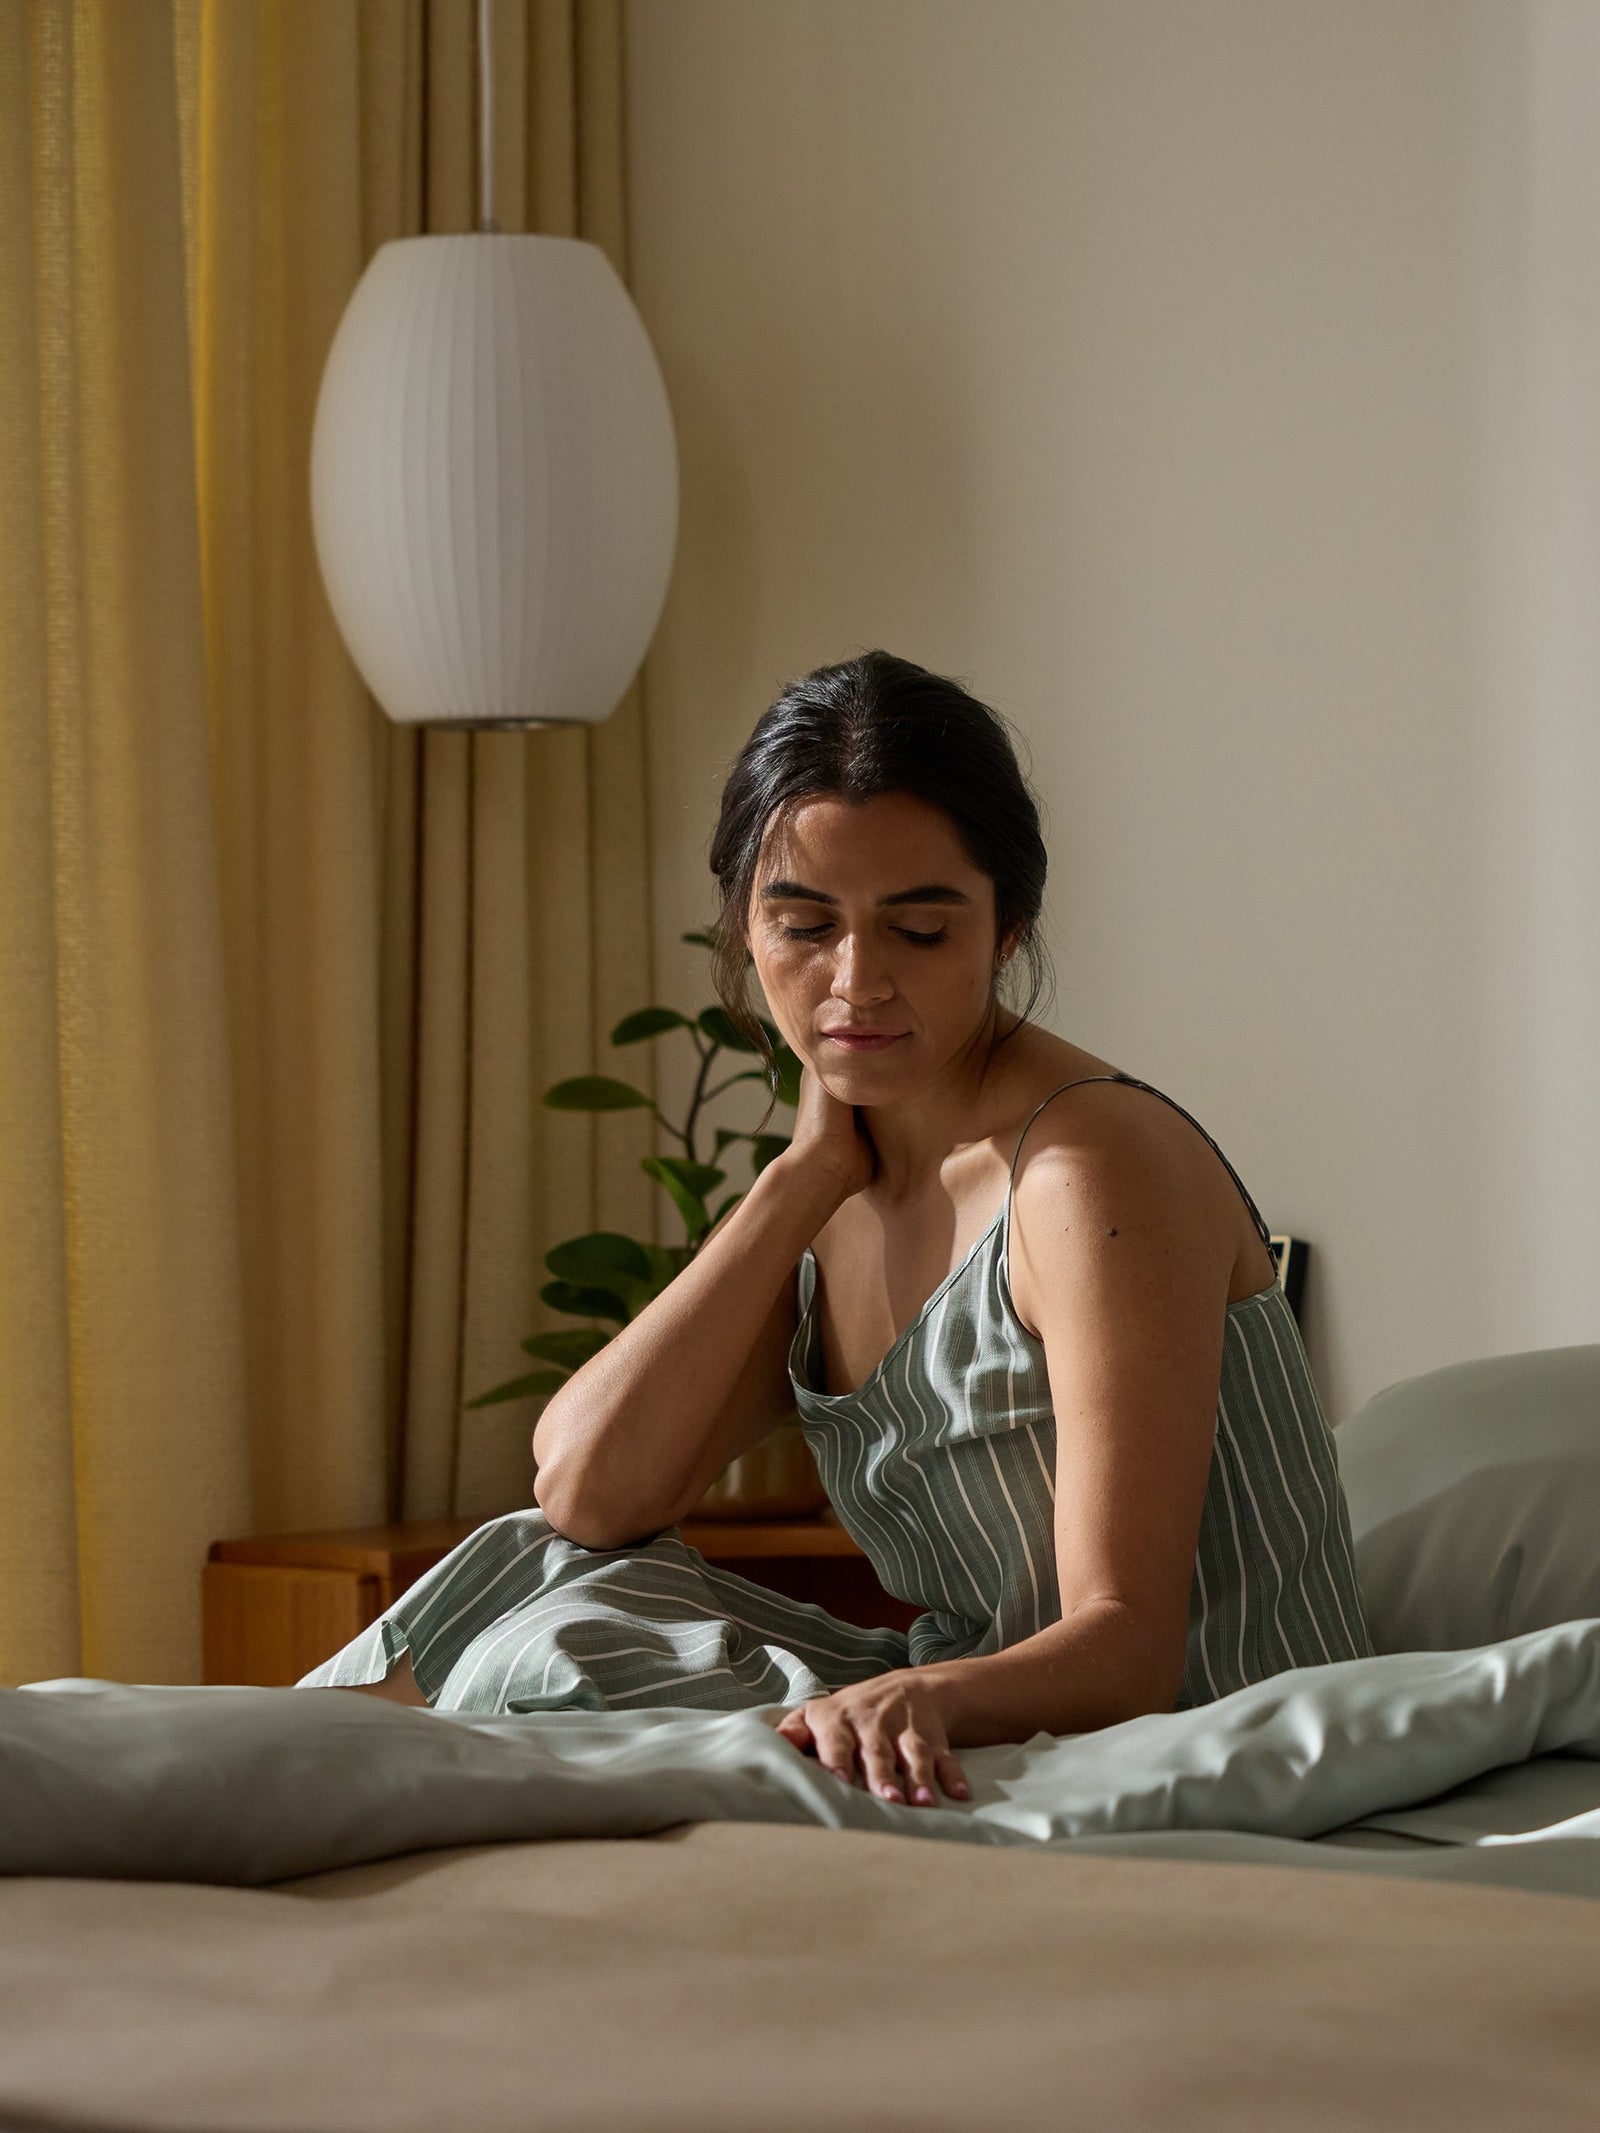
{"left": 0, "top": 0, "right": 656, "bottom": 1688}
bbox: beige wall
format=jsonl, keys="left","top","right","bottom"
{"left": 622, "top": 0, "right": 1600, "bottom": 1422}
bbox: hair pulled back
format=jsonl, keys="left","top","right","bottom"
{"left": 707, "top": 649, "right": 1053, "bottom": 1097}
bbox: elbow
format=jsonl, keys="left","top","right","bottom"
{"left": 1139, "top": 1618, "right": 1191, "bottom": 1716}
{"left": 532, "top": 1459, "right": 597, "bottom": 1546}
{"left": 1069, "top": 1596, "right": 1187, "bottom": 1725}
{"left": 533, "top": 1390, "right": 618, "bottom": 1544}
{"left": 530, "top": 1378, "right": 690, "bottom": 1550}
{"left": 1119, "top": 1682, "right": 1182, "bottom": 1724}
{"left": 1107, "top": 1625, "right": 1186, "bottom": 1721}
{"left": 1124, "top": 1649, "right": 1187, "bottom": 1723}
{"left": 532, "top": 1461, "right": 669, "bottom": 1554}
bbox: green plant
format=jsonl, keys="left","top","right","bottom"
{"left": 466, "top": 931, "right": 801, "bottom": 1411}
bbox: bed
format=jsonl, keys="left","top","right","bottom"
{"left": 3, "top": 1342, "right": 1599, "bottom": 2131}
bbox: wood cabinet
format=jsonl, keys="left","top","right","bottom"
{"left": 204, "top": 1514, "right": 917, "bottom": 1687}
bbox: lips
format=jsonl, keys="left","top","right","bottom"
{"left": 821, "top": 1029, "right": 907, "bottom": 1048}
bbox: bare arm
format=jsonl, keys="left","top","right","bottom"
{"left": 531, "top": 1151, "right": 849, "bottom": 1550}
{"left": 927, "top": 1097, "right": 1233, "bottom": 1744}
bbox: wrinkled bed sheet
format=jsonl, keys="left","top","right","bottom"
{"left": 5, "top": 1616, "right": 1600, "bottom": 1897}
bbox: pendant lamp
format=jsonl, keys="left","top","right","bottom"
{"left": 310, "top": 0, "right": 678, "bottom": 729}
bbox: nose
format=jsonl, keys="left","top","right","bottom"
{"left": 829, "top": 932, "right": 895, "bottom": 1006}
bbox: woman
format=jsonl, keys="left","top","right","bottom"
{"left": 300, "top": 650, "right": 1372, "bottom": 1809}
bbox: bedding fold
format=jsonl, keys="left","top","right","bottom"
{"left": 4, "top": 1616, "right": 1600, "bottom": 1890}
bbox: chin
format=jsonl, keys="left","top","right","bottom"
{"left": 815, "top": 1051, "right": 923, "bottom": 1099}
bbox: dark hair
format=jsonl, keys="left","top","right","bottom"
{"left": 707, "top": 649, "right": 1053, "bottom": 1100}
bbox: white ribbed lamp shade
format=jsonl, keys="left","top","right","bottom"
{"left": 310, "top": 234, "right": 678, "bottom": 728}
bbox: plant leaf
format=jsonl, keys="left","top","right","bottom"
{"left": 520, "top": 1327, "right": 611, "bottom": 1368}
{"left": 544, "top": 1231, "right": 653, "bottom": 1286}
{"left": 750, "top": 1133, "right": 789, "bottom": 1175}
{"left": 681, "top": 928, "right": 717, "bottom": 949}
{"left": 771, "top": 1046, "right": 802, "bottom": 1107}
{"left": 543, "top": 1075, "right": 655, "bottom": 1112}
{"left": 709, "top": 1069, "right": 768, "bottom": 1097}
{"left": 651, "top": 1156, "right": 727, "bottom": 1196}
{"left": 540, "top": 1279, "right": 630, "bottom": 1324}
{"left": 641, "top": 1242, "right": 687, "bottom": 1294}
{"left": 463, "top": 1368, "right": 569, "bottom": 1409}
{"left": 698, "top": 1005, "right": 761, "bottom": 1054}
{"left": 713, "top": 1127, "right": 749, "bottom": 1156}
{"left": 610, "top": 1006, "right": 692, "bottom": 1045}
{"left": 641, "top": 1156, "right": 711, "bottom": 1241}
{"left": 710, "top": 1191, "right": 743, "bottom": 1224}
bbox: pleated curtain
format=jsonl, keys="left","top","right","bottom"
{"left": 0, "top": 0, "right": 656, "bottom": 1688}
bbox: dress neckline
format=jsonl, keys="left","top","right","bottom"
{"left": 797, "top": 1206, "right": 1007, "bottom": 1403}
{"left": 795, "top": 1216, "right": 1281, "bottom": 1406}
{"left": 795, "top": 1067, "right": 1281, "bottom": 1404}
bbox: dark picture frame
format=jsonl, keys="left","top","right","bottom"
{"left": 1267, "top": 1234, "right": 1307, "bottom": 1324}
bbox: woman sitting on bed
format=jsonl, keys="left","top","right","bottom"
{"left": 301, "top": 649, "right": 1372, "bottom": 1807}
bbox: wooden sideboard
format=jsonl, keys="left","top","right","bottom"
{"left": 203, "top": 1513, "right": 917, "bottom": 1687}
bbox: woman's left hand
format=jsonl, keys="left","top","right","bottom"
{"left": 772, "top": 1671, "right": 971, "bottom": 1806}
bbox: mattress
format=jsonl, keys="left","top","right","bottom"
{"left": 2, "top": 1821, "right": 1598, "bottom": 2132}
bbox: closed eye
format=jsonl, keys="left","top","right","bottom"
{"left": 779, "top": 923, "right": 947, "bottom": 946}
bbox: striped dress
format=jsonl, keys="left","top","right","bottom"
{"left": 297, "top": 1073, "right": 1371, "bottom": 1715}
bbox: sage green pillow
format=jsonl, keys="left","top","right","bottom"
{"left": 1337, "top": 1344, "right": 1600, "bottom": 1654}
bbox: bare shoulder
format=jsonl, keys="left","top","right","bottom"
{"left": 995, "top": 1034, "right": 1185, "bottom": 1172}
{"left": 1004, "top": 1068, "right": 1250, "bottom": 1334}
{"left": 1008, "top": 1070, "right": 1220, "bottom": 1210}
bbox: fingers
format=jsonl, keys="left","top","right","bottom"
{"left": 856, "top": 1729, "right": 906, "bottom": 1804}
{"left": 773, "top": 1696, "right": 973, "bottom": 1809}
{"left": 805, "top": 1705, "right": 862, "bottom": 1789}
{"left": 861, "top": 1729, "right": 969, "bottom": 1805}
{"left": 895, "top": 1731, "right": 970, "bottom": 1804}
{"left": 898, "top": 1730, "right": 942, "bottom": 1807}
{"left": 935, "top": 1749, "right": 971, "bottom": 1801}
{"left": 773, "top": 1708, "right": 813, "bottom": 1748}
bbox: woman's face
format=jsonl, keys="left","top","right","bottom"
{"left": 746, "top": 790, "right": 1013, "bottom": 1100}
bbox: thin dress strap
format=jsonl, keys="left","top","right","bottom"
{"left": 1007, "top": 1071, "right": 1274, "bottom": 1248}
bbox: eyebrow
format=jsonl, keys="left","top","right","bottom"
{"left": 759, "top": 879, "right": 973, "bottom": 908}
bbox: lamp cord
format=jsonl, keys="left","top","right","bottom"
{"left": 478, "top": 0, "right": 500, "bottom": 233}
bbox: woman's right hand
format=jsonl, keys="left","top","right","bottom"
{"left": 782, "top": 1060, "right": 879, "bottom": 1201}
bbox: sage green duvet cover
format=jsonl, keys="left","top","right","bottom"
{"left": 7, "top": 1613, "right": 1600, "bottom": 1899}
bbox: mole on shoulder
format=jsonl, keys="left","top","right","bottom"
{"left": 1106, "top": 1226, "right": 1117, "bottom": 1236}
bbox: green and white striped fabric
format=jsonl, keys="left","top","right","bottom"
{"left": 794, "top": 1077, "right": 1372, "bottom": 1708}
{"left": 298, "top": 1073, "right": 1371, "bottom": 1714}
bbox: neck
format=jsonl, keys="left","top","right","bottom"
{"left": 861, "top": 1004, "right": 1020, "bottom": 1198}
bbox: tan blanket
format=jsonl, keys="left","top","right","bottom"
{"left": 3, "top": 1823, "right": 1598, "bottom": 2132}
